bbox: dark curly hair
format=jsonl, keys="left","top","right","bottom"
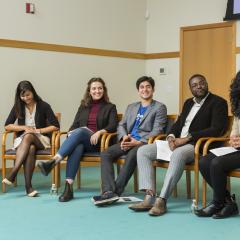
{"left": 230, "top": 71, "right": 240, "bottom": 117}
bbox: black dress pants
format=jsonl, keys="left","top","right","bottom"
{"left": 101, "top": 143, "right": 144, "bottom": 195}
{"left": 199, "top": 152, "right": 240, "bottom": 203}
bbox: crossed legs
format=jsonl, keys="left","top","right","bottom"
{"left": 7, "top": 133, "right": 44, "bottom": 194}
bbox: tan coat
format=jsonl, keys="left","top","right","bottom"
{"left": 230, "top": 117, "right": 240, "bottom": 136}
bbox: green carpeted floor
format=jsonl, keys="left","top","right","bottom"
{"left": 0, "top": 166, "right": 239, "bottom": 240}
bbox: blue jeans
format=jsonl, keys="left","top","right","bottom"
{"left": 57, "top": 128, "right": 98, "bottom": 180}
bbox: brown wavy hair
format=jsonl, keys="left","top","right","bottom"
{"left": 81, "top": 77, "right": 109, "bottom": 107}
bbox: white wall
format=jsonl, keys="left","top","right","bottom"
{"left": 145, "top": 0, "right": 234, "bottom": 114}
{"left": 0, "top": 0, "right": 146, "bottom": 166}
{"left": 0, "top": 0, "right": 146, "bottom": 52}
{"left": 146, "top": 0, "right": 229, "bottom": 52}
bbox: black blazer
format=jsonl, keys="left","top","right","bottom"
{"left": 5, "top": 100, "right": 60, "bottom": 138}
{"left": 170, "top": 93, "right": 228, "bottom": 144}
{"left": 69, "top": 102, "right": 118, "bottom": 132}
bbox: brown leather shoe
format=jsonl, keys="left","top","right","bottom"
{"left": 128, "top": 195, "right": 153, "bottom": 211}
{"left": 148, "top": 197, "right": 167, "bottom": 216}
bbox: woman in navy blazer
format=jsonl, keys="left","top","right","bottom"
{"left": 2, "top": 81, "right": 59, "bottom": 197}
{"left": 38, "top": 77, "right": 118, "bottom": 202}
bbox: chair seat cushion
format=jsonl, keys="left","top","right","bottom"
{"left": 82, "top": 152, "right": 101, "bottom": 157}
{"left": 156, "top": 159, "right": 194, "bottom": 166}
{"left": 5, "top": 148, "right": 52, "bottom": 155}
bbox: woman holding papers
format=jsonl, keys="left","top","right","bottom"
{"left": 2, "top": 81, "right": 59, "bottom": 197}
{"left": 37, "top": 77, "right": 118, "bottom": 202}
{"left": 195, "top": 72, "right": 240, "bottom": 219}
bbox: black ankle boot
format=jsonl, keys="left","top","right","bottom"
{"left": 37, "top": 159, "right": 56, "bottom": 176}
{"left": 212, "top": 194, "right": 239, "bottom": 219}
{"left": 59, "top": 181, "right": 73, "bottom": 202}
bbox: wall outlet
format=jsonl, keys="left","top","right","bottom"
{"left": 159, "top": 67, "right": 167, "bottom": 75}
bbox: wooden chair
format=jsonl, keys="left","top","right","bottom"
{"left": 54, "top": 113, "right": 123, "bottom": 189}
{"left": 1, "top": 113, "right": 61, "bottom": 193}
{"left": 152, "top": 114, "right": 214, "bottom": 205}
{"left": 201, "top": 116, "right": 234, "bottom": 207}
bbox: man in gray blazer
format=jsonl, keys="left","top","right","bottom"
{"left": 92, "top": 76, "right": 167, "bottom": 205}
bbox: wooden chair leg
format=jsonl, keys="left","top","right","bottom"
{"left": 153, "top": 166, "right": 156, "bottom": 193}
{"left": 227, "top": 177, "right": 231, "bottom": 192}
{"left": 186, "top": 170, "right": 191, "bottom": 199}
{"left": 134, "top": 169, "right": 138, "bottom": 193}
{"left": 13, "top": 160, "right": 17, "bottom": 187}
{"left": 77, "top": 166, "right": 81, "bottom": 189}
{"left": 194, "top": 169, "right": 199, "bottom": 207}
{"left": 173, "top": 186, "right": 178, "bottom": 197}
{"left": 51, "top": 166, "right": 55, "bottom": 185}
{"left": 2, "top": 157, "right": 6, "bottom": 193}
{"left": 54, "top": 163, "right": 60, "bottom": 188}
{"left": 202, "top": 179, "right": 207, "bottom": 208}
{"left": 14, "top": 178, "right": 17, "bottom": 187}
{"left": 117, "top": 164, "right": 121, "bottom": 174}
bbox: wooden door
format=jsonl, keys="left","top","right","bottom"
{"left": 180, "top": 22, "right": 236, "bottom": 112}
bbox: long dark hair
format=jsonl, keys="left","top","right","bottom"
{"left": 14, "top": 80, "right": 42, "bottom": 118}
{"left": 81, "top": 78, "right": 109, "bottom": 107}
{"left": 230, "top": 71, "right": 240, "bottom": 117}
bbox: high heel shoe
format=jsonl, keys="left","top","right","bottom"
{"left": 37, "top": 159, "right": 56, "bottom": 176}
{"left": 2, "top": 178, "right": 13, "bottom": 186}
{"left": 59, "top": 181, "right": 73, "bottom": 202}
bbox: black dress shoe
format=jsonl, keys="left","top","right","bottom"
{"left": 37, "top": 159, "right": 56, "bottom": 176}
{"left": 212, "top": 195, "right": 239, "bottom": 219}
{"left": 195, "top": 202, "right": 224, "bottom": 217}
{"left": 59, "top": 181, "right": 73, "bottom": 202}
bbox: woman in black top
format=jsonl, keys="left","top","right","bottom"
{"left": 195, "top": 72, "right": 240, "bottom": 219}
{"left": 2, "top": 81, "right": 59, "bottom": 197}
{"left": 37, "top": 77, "right": 118, "bottom": 202}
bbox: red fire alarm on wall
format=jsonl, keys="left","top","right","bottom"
{"left": 26, "top": 3, "right": 35, "bottom": 14}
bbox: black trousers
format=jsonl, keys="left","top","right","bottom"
{"left": 101, "top": 143, "right": 144, "bottom": 195}
{"left": 199, "top": 152, "right": 240, "bottom": 203}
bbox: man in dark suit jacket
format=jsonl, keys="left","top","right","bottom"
{"left": 92, "top": 76, "right": 167, "bottom": 205}
{"left": 129, "top": 74, "right": 228, "bottom": 216}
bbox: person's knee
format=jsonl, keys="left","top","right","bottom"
{"left": 74, "top": 128, "right": 88, "bottom": 137}
{"left": 211, "top": 157, "right": 223, "bottom": 171}
{"left": 101, "top": 149, "right": 112, "bottom": 161}
{"left": 137, "top": 144, "right": 154, "bottom": 160}
{"left": 199, "top": 156, "right": 208, "bottom": 171}
{"left": 29, "top": 144, "right": 36, "bottom": 153}
{"left": 22, "top": 133, "right": 34, "bottom": 143}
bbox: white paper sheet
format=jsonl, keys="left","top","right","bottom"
{"left": 155, "top": 140, "right": 172, "bottom": 162}
{"left": 210, "top": 147, "right": 238, "bottom": 157}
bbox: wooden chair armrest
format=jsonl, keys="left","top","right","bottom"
{"left": 100, "top": 132, "right": 110, "bottom": 151}
{"left": 2, "top": 131, "right": 16, "bottom": 152}
{"left": 104, "top": 132, "right": 118, "bottom": 149}
{"left": 148, "top": 135, "right": 160, "bottom": 144}
{"left": 194, "top": 137, "right": 211, "bottom": 168}
{"left": 154, "top": 134, "right": 167, "bottom": 141}
{"left": 54, "top": 131, "right": 68, "bottom": 151}
{"left": 203, "top": 137, "right": 230, "bottom": 156}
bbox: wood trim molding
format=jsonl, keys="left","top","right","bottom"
{"left": 181, "top": 21, "right": 234, "bottom": 31}
{"left": 0, "top": 38, "right": 181, "bottom": 60}
{"left": 145, "top": 52, "right": 180, "bottom": 59}
{"left": 236, "top": 47, "right": 240, "bottom": 54}
{"left": 2, "top": 38, "right": 239, "bottom": 59}
{"left": 0, "top": 39, "right": 146, "bottom": 59}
